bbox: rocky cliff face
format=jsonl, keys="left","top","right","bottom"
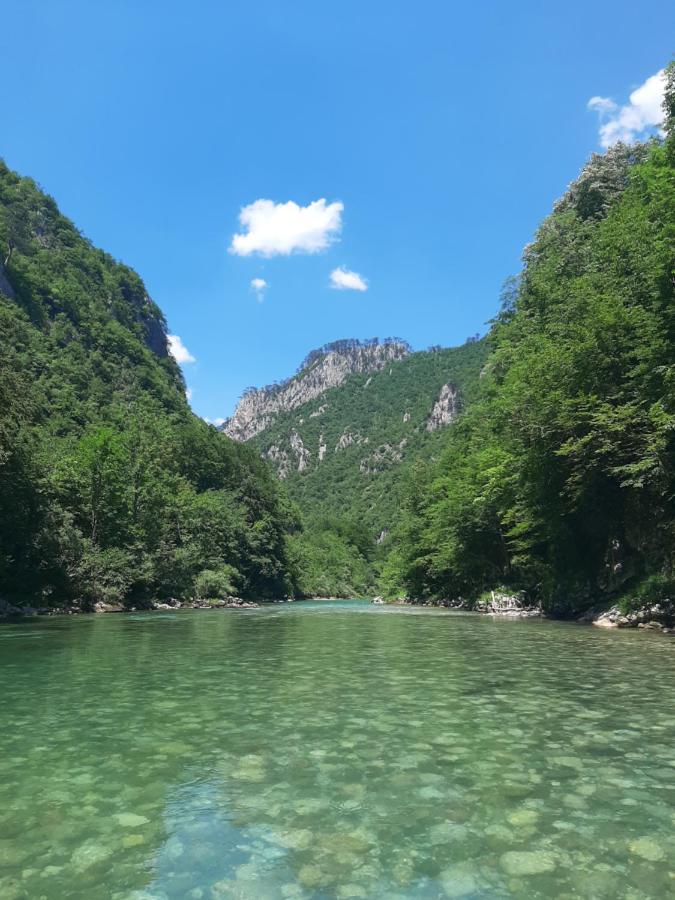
{"left": 426, "top": 383, "right": 458, "bottom": 431}
{"left": 235, "top": 338, "right": 488, "bottom": 532}
{"left": 222, "top": 339, "right": 411, "bottom": 442}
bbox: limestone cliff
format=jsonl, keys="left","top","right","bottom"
{"left": 229, "top": 337, "right": 488, "bottom": 532}
{"left": 222, "top": 339, "right": 410, "bottom": 442}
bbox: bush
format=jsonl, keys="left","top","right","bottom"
{"left": 74, "top": 545, "right": 134, "bottom": 608}
{"left": 619, "top": 573, "right": 675, "bottom": 613}
{"left": 194, "top": 566, "right": 239, "bottom": 599}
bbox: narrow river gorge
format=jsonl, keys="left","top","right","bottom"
{"left": 1, "top": 601, "right": 674, "bottom": 898}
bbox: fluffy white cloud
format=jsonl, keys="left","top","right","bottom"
{"left": 185, "top": 387, "right": 193, "bottom": 402}
{"left": 251, "top": 277, "right": 268, "bottom": 302}
{"left": 230, "top": 199, "right": 343, "bottom": 257}
{"left": 329, "top": 266, "right": 368, "bottom": 292}
{"left": 204, "top": 416, "right": 226, "bottom": 427}
{"left": 588, "top": 70, "right": 665, "bottom": 148}
{"left": 168, "top": 334, "right": 196, "bottom": 364}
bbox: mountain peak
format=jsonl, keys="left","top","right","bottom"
{"left": 221, "top": 338, "right": 411, "bottom": 442}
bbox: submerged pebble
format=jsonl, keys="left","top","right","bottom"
{"left": 500, "top": 850, "right": 557, "bottom": 875}
{"left": 1, "top": 604, "right": 674, "bottom": 898}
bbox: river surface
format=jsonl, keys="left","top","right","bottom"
{"left": 1, "top": 601, "right": 674, "bottom": 899}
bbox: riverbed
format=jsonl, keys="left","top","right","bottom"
{"left": 1, "top": 600, "right": 674, "bottom": 897}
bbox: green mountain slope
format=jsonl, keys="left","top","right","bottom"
{"left": 222, "top": 338, "right": 487, "bottom": 596}
{"left": 0, "top": 160, "right": 295, "bottom": 608}
{"left": 386, "top": 63, "right": 675, "bottom": 612}
{"left": 249, "top": 340, "right": 487, "bottom": 533}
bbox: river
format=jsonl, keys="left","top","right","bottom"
{"left": 1, "top": 600, "right": 674, "bottom": 898}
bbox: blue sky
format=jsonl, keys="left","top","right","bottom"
{"left": 1, "top": 1, "right": 672, "bottom": 421}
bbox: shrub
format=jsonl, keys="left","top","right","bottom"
{"left": 194, "top": 566, "right": 239, "bottom": 599}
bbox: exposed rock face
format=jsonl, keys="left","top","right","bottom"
{"left": 144, "top": 313, "right": 170, "bottom": 358}
{"left": 263, "top": 444, "right": 290, "bottom": 479}
{"left": 221, "top": 339, "right": 410, "bottom": 442}
{"left": 335, "top": 430, "right": 366, "bottom": 452}
{"left": 0, "top": 263, "right": 16, "bottom": 301}
{"left": 264, "top": 432, "right": 310, "bottom": 477}
{"left": 426, "top": 383, "right": 458, "bottom": 432}
{"left": 586, "top": 601, "right": 674, "bottom": 632}
{"left": 289, "top": 430, "right": 310, "bottom": 472}
{"left": 318, "top": 434, "right": 327, "bottom": 462}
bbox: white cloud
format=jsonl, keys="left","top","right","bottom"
{"left": 230, "top": 198, "right": 343, "bottom": 257}
{"left": 168, "top": 334, "right": 196, "bottom": 364}
{"left": 204, "top": 416, "right": 226, "bottom": 427}
{"left": 588, "top": 70, "right": 665, "bottom": 148}
{"left": 185, "top": 387, "right": 193, "bottom": 402}
{"left": 329, "top": 266, "right": 368, "bottom": 292}
{"left": 251, "top": 277, "right": 268, "bottom": 302}
{"left": 587, "top": 96, "right": 617, "bottom": 116}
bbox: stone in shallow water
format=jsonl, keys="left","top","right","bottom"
{"left": 507, "top": 808, "right": 540, "bottom": 826}
{"left": 563, "top": 793, "right": 587, "bottom": 810}
{"left": 165, "top": 836, "right": 184, "bottom": 859}
{"left": 500, "top": 850, "right": 557, "bottom": 876}
{"left": 428, "top": 822, "right": 469, "bottom": 845}
{"left": 298, "top": 863, "right": 330, "bottom": 888}
{"left": 551, "top": 756, "right": 584, "bottom": 770}
{"left": 441, "top": 863, "right": 480, "bottom": 898}
{"left": 275, "top": 828, "right": 313, "bottom": 850}
{"left": 122, "top": 834, "right": 146, "bottom": 848}
{"left": 0, "top": 841, "right": 31, "bottom": 867}
{"left": 71, "top": 838, "right": 114, "bottom": 871}
{"left": 336, "top": 884, "right": 368, "bottom": 899}
{"left": 628, "top": 836, "right": 665, "bottom": 861}
{"left": 281, "top": 884, "right": 305, "bottom": 898}
{"left": 115, "top": 812, "right": 150, "bottom": 827}
{"left": 0, "top": 877, "right": 24, "bottom": 900}
{"left": 418, "top": 785, "right": 444, "bottom": 800}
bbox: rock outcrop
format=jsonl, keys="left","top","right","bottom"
{"left": 584, "top": 601, "right": 675, "bottom": 632}
{"left": 426, "top": 383, "right": 459, "bottom": 432}
{"left": 221, "top": 339, "right": 410, "bottom": 442}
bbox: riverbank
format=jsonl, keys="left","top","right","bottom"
{"left": 0, "top": 596, "right": 263, "bottom": 619}
{"left": 3, "top": 592, "right": 674, "bottom": 635}
{"left": 377, "top": 593, "right": 675, "bottom": 634}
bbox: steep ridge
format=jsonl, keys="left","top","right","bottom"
{"left": 222, "top": 338, "right": 411, "bottom": 441}
{"left": 224, "top": 338, "right": 487, "bottom": 536}
{"left": 383, "top": 107, "right": 675, "bottom": 611}
{"left": 0, "top": 160, "right": 295, "bottom": 607}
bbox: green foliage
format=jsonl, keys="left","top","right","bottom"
{"left": 251, "top": 340, "right": 487, "bottom": 536}
{"left": 288, "top": 521, "right": 374, "bottom": 598}
{"left": 618, "top": 574, "right": 675, "bottom": 613}
{"left": 385, "top": 67, "right": 675, "bottom": 612}
{"left": 0, "top": 160, "right": 296, "bottom": 607}
{"left": 247, "top": 339, "right": 487, "bottom": 596}
{"left": 194, "top": 566, "right": 240, "bottom": 599}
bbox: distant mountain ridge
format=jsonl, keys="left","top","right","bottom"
{"left": 225, "top": 337, "right": 488, "bottom": 536}
{"left": 221, "top": 338, "right": 411, "bottom": 441}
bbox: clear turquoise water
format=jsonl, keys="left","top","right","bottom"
{"left": 1, "top": 601, "right": 674, "bottom": 899}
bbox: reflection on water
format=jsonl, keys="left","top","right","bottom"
{"left": 1, "top": 602, "right": 674, "bottom": 898}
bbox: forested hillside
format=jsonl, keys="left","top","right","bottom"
{"left": 227, "top": 338, "right": 487, "bottom": 597}
{"left": 383, "top": 64, "right": 675, "bottom": 613}
{"left": 0, "top": 161, "right": 296, "bottom": 608}
{"left": 250, "top": 340, "right": 486, "bottom": 528}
